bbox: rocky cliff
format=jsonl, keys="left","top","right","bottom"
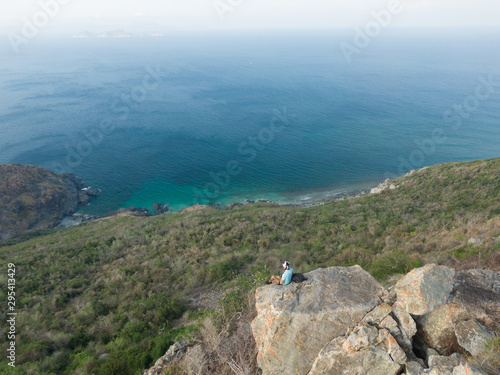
{"left": 252, "top": 265, "right": 499, "bottom": 375}
{"left": 0, "top": 164, "right": 95, "bottom": 240}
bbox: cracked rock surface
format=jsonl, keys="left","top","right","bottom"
{"left": 251, "top": 265, "right": 500, "bottom": 375}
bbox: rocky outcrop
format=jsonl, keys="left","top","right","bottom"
{"left": 78, "top": 190, "right": 92, "bottom": 206}
{"left": 78, "top": 187, "right": 101, "bottom": 206}
{"left": 256, "top": 199, "right": 276, "bottom": 203}
{"left": 0, "top": 164, "right": 96, "bottom": 240}
{"left": 112, "top": 206, "right": 152, "bottom": 217}
{"left": 85, "top": 187, "right": 101, "bottom": 196}
{"left": 143, "top": 339, "right": 191, "bottom": 375}
{"left": 153, "top": 202, "right": 169, "bottom": 215}
{"left": 370, "top": 179, "right": 397, "bottom": 194}
{"left": 455, "top": 320, "right": 495, "bottom": 357}
{"left": 251, "top": 266, "right": 384, "bottom": 375}
{"left": 57, "top": 213, "right": 97, "bottom": 228}
{"left": 453, "top": 363, "right": 489, "bottom": 375}
{"left": 394, "top": 264, "right": 455, "bottom": 316}
{"left": 416, "top": 269, "right": 500, "bottom": 356}
{"left": 252, "top": 265, "right": 500, "bottom": 375}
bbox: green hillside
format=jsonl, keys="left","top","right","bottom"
{"left": 1, "top": 158, "right": 499, "bottom": 374}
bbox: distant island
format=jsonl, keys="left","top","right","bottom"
{"left": 73, "top": 30, "right": 164, "bottom": 38}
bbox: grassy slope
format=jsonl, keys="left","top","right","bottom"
{"left": 0, "top": 158, "right": 499, "bottom": 374}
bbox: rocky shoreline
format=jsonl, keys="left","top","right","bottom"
{"left": 58, "top": 186, "right": 374, "bottom": 230}
{"left": 210, "top": 188, "right": 372, "bottom": 211}
{"left": 0, "top": 163, "right": 386, "bottom": 238}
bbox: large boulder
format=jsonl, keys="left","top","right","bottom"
{"left": 452, "top": 363, "right": 488, "bottom": 375}
{"left": 308, "top": 325, "right": 404, "bottom": 375}
{"left": 251, "top": 266, "right": 384, "bottom": 375}
{"left": 416, "top": 303, "right": 465, "bottom": 355}
{"left": 406, "top": 361, "right": 425, "bottom": 375}
{"left": 394, "top": 264, "right": 455, "bottom": 316}
{"left": 86, "top": 188, "right": 101, "bottom": 196}
{"left": 455, "top": 320, "right": 495, "bottom": 357}
{"left": 416, "top": 269, "right": 500, "bottom": 355}
{"left": 428, "top": 352, "right": 464, "bottom": 372}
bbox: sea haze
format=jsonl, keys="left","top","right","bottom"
{"left": 0, "top": 29, "right": 499, "bottom": 215}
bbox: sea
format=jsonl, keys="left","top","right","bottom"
{"left": 1, "top": 29, "right": 499, "bottom": 215}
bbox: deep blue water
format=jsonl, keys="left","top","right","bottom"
{"left": 1, "top": 29, "right": 499, "bottom": 215}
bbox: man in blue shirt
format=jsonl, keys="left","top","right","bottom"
{"left": 266, "top": 261, "right": 294, "bottom": 285}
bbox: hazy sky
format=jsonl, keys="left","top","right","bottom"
{"left": 2, "top": 0, "right": 500, "bottom": 32}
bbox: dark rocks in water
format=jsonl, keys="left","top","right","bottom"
{"left": 257, "top": 199, "right": 275, "bottom": 203}
{"left": 122, "top": 206, "right": 152, "bottom": 217}
{"left": 78, "top": 191, "right": 92, "bottom": 206}
{"left": 86, "top": 188, "right": 101, "bottom": 196}
{"left": 246, "top": 199, "right": 255, "bottom": 204}
{"left": 62, "top": 173, "right": 85, "bottom": 190}
{"left": 153, "top": 202, "right": 169, "bottom": 215}
{"left": 77, "top": 187, "right": 102, "bottom": 206}
{"left": 213, "top": 203, "right": 221, "bottom": 209}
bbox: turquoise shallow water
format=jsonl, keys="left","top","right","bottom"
{"left": 0, "top": 29, "right": 499, "bottom": 215}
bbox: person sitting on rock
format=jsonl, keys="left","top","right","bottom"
{"left": 267, "top": 261, "right": 294, "bottom": 285}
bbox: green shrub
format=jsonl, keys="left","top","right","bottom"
{"left": 489, "top": 208, "right": 500, "bottom": 218}
{"left": 95, "top": 346, "right": 151, "bottom": 375}
{"left": 148, "top": 325, "right": 197, "bottom": 361}
{"left": 207, "top": 262, "right": 235, "bottom": 282}
{"left": 450, "top": 246, "right": 479, "bottom": 260}
{"left": 145, "top": 293, "right": 186, "bottom": 324}
{"left": 121, "top": 321, "right": 148, "bottom": 342}
{"left": 370, "top": 250, "right": 423, "bottom": 280}
{"left": 66, "top": 352, "right": 95, "bottom": 373}
{"left": 92, "top": 300, "right": 109, "bottom": 316}
{"left": 149, "top": 333, "right": 174, "bottom": 362}
{"left": 68, "top": 330, "right": 93, "bottom": 350}
{"left": 39, "top": 350, "right": 71, "bottom": 373}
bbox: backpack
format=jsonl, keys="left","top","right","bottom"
{"left": 291, "top": 273, "right": 307, "bottom": 283}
